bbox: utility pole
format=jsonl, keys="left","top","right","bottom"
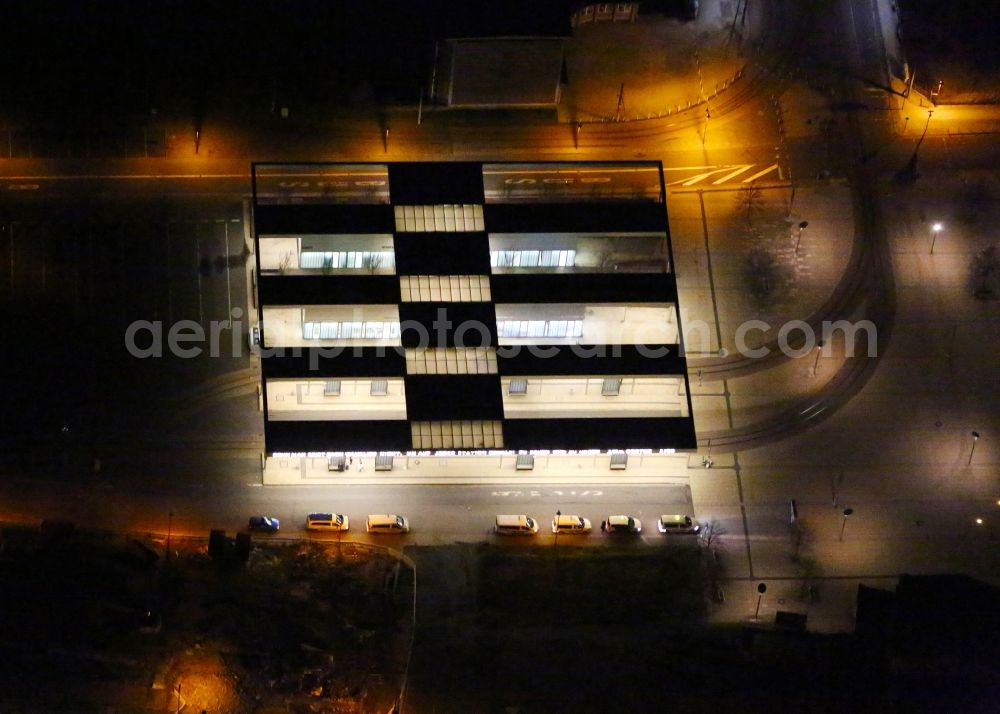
{"left": 616, "top": 83, "right": 625, "bottom": 121}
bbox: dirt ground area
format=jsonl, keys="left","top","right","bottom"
{"left": 0, "top": 523, "right": 413, "bottom": 713}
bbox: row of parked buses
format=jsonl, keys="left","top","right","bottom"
{"left": 247, "top": 513, "right": 700, "bottom": 537}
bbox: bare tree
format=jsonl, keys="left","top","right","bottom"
{"left": 735, "top": 184, "right": 766, "bottom": 226}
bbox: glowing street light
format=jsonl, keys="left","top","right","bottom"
{"left": 930, "top": 222, "right": 943, "bottom": 254}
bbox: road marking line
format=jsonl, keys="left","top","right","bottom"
{"left": 668, "top": 166, "right": 744, "bottom": 186}
{"left": 711, "top": 165, "right": 755, "bottom": 184}
{"left": 741, "top": 164, "right": 779, "bottom": 182}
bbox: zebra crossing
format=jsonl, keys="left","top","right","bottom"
{"left": 664, "top": 163, "right": 781, "bottom": 187}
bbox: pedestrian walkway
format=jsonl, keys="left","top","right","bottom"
{"left": 262, "top": 452, "right": 704, "bottom": 486}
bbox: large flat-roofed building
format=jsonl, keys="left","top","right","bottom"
{"left": 252, "top": 161, "right": 695, "bottom": 481}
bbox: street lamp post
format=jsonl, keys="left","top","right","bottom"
{"left": 930, "top": 222, "right": 943, "bottom": 254}
{"left": 839, "top": 507, "right": 853, "bottom": 541}
{"left": 795, "top": 220, "right": 808, "bottom": 252}
{"left": 968, "top": 431, "right": 980, "bottom": 466}
{"left": 753, "top": 582, "right": 767, "bottom": 620}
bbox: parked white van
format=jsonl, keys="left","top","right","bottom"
{"left": 306, "top": 513, "right": 349, "bottom": 532}
{"left": 552, "top": 514, "right": 592, "bottom": 534}
{"left": 366, "top": 514, "right": 410, "bottom": 534}
{"left": 494, "top": 515, "right": 539, "bottom": 535}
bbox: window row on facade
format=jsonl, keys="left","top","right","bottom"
{"left": 265, "top": 376, "right": 688, "bottom": 422}
{"left": 258, "top": 232, "right": 669, "bottom": 275}
{"left": 263, "top": 304, "right": 678, "bottom": 347}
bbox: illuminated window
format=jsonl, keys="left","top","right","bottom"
{"left": 299, "top": 251, "right": 395, "bottom": 270}
{"left": 410, "top": 420, "right": 504, "bottom": 449}
{"left": 405, "top": 348, "right": 498, "bottom": 374}
{"left": 399, "top": 275, "right": 491, "bottom": 302}
{"left": 394, "top": 204, "right": 484, "bottom": 232}
{"left": 302, "top": 321, "right": 401, "bottom": 340}
{"left": 491, "top": 250, "right": 576, "bottom": 268}
{"left": 496, "top": 319, "right": 584, "bottom": 339}
{"left": 323, "top": 380, "right": 341, "bottom": 396}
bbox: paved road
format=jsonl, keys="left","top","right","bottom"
{"left": 0, "top": 476, "right": 697, "bottom": 546}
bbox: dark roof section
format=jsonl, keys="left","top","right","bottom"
{"left": 259, "top": 275, "right": 401, "bottom": 306}
{"left": 394, "top": 233, "right": 492, "bottom": 275}
{"left": 491, "top": 273, "right": 677, "bottom": 304}
{"left": 266, "top": 420, "right": 411, "bottom": 452}
{"left": 484, "top": 203, "right": 666, "bottom": 232}
{"left": 504, "top": 417, "right": 697, "bottom": 450}
{"left": 893, "top": 574, "right": 1000, "bottom": 661}
{"left": 254, "top": 204, "right": 395, "bottom": 235}
{"left": 404, "top": 375, "right": 504, "bottom": 420}
{"left": 388, "top": 162, "right": 485, "bottom": 204}
{"left": 398, "top": 303, "right": 498, "bottom": 348}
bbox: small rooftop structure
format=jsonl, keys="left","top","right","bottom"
{"left": 432, "top": 37, "right": 565, "bottom": 108}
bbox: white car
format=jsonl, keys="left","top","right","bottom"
{"left": 602, "top": 515, "right": 642, "bottom": 534}
{"left": 657, "top": 515, "right": 700, "bottom": 534}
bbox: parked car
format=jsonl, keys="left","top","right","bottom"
{"left": 366, "top": 514, "right": 410, "bottom": 534}
{"left": 495, "top": 514, "right": 539, "bottom": 535}
{"left": 248, "top": 515, "right": 280, "bottom": 533}
{"left": 601, "top": 514, "right": 642, "bottom": 534}
{"left": 306, "top": 513, "right": 349, "bottom": 532}
{"left": 657, "top": 515, "right": 700, "bottom": 534}
{"left": 552, "top": 514, "right": 592, "bottom": 534}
